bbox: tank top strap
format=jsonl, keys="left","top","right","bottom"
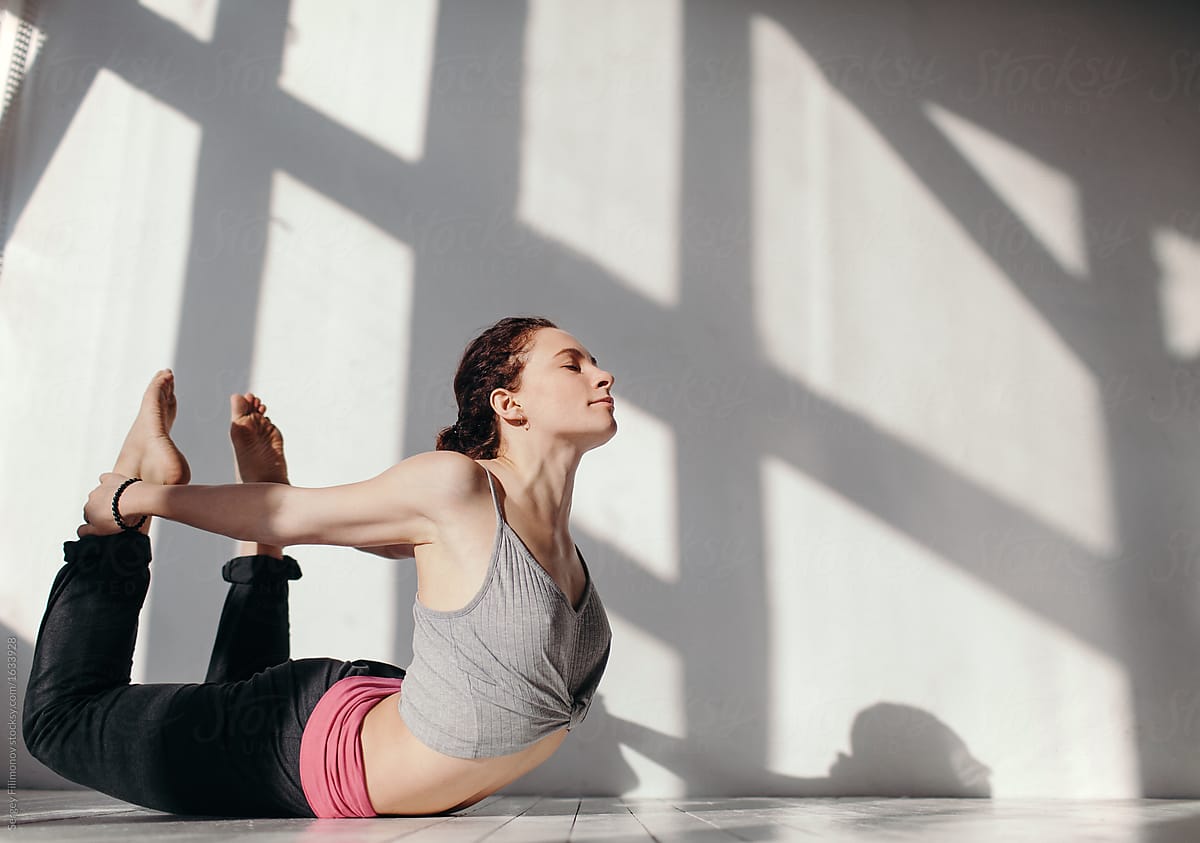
{"left": 483, "top": 466, "right": 501, "bottom": 519}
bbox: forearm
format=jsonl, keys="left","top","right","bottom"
{"left": 123, "top": 482, "right": 296, "bottom": 546}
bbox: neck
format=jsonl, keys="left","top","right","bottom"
{"left": 489, "top": 444, "right": 582, "bottom": 542}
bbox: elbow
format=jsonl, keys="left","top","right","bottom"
{"left": 268, "top": 521, "right": 313, "bottom": 548}
{"left": 267, "top": 485, "right": 348, "bottom": 547}
{"left": 263, "top": 485, "right": 310, "bottom": 546}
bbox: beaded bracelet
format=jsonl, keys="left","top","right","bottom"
{"left": 112, "top": 477, "right": 147, "bottom": 531}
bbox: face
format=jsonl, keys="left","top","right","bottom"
{"left": 497, "top": 327, "right": 617, "bottom": 449}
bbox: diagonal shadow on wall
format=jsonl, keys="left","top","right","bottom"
{"left": 755, "top": 0, "right": 1200, "bottom": 795}
{"left": 8, "top": 0, "right": 1199, "bottom": 797}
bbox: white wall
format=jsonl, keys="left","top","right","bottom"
{"left": 3, "top": 0, "right": 1200, "bottom": 798}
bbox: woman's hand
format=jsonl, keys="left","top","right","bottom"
{"left": 77, "top": 472, "right": 147, "bottom": 538}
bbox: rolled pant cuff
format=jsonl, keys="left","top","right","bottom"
{"left": 221, "top": 554, "right": 302, "bottom": 584}
{"left": 62, "top": 530, "right": 152, "bottom": 572}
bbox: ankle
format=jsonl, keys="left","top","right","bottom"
{"left": 237, "top": 540, "right": 284, "bottom": 559}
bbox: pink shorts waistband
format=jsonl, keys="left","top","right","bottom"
{"left": 299, "top": 674, "right": 404, "bottom": 818}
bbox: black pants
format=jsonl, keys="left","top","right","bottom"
{"left": 22, "top": 530, "right": 406, "bottom": 818}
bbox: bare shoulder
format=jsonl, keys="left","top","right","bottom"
{"left": 383, "top": 450, "right": 491, "bottom": 522}
{"left": 279, "top": 450, "right": 489, "bottom": 548}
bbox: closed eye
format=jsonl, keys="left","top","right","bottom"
{"left": 563, "top": 365, "right": 581, "bottom": 371}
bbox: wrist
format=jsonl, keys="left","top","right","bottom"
{"left": 120, "top": 480, "right": 160, "bottom": 520}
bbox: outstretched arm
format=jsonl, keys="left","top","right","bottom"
{"left": 79, "top": 451, "right": 480, "bottom": 550}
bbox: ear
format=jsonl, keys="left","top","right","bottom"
{"left": 489, "top": 388, "right": 524, "bottom": 424}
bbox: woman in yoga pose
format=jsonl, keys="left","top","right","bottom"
{"left": 23, "top": 315, "right": 616, "bottom": 818}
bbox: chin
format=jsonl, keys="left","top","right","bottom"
{"left": 578, "top": 425, "right": 617, "bottom": 452}
{"left": 595, "top": 421, "right": 618, "bottom": 445}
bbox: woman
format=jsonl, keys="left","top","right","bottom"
{"left": 23, "top": 315, "right": 617, "bottom": 818}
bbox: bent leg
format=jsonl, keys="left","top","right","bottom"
{"left": 205, "top": 553, "right": 303, "bottom": 684}
{"left": 22, "top": 532, "right": 194, "bottom": 810}
{"left": 23, "top": 533, "right": 307, "bottom": 816}
{"left": 214, "top": 387, "right": 301, "bottom": 684}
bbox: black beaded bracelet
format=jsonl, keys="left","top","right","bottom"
{"left": 112, "top": 477, "right": 147, "bottom": 531}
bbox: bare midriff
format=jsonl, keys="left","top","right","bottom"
{"left": 358, "top": 691, "right": 568, "bottom": 815}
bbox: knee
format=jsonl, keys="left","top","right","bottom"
{"left": 22, "top": 693, "right": 72, "bottom": 769}
{"left": 22, "top": 699, "right": 53, "bottom": 765}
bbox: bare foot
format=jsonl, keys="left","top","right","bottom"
{"left": 113, "top": 369, "right": 191, "bottom": 487}
{"left": 230, "top": 392, "right": 289, "bottom": 558}
{"left": 230, "top": 393, "right": 289, "bottom": 484}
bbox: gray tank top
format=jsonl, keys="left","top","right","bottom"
{"left": 397, "top": 466, "right": 612, "bottom": 758}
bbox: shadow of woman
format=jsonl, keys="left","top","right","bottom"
{"left": 513, "top": 697, "right": 992, "bottom": 798}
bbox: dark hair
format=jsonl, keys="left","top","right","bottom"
{"left": 435, "top": 316, "right": 559, "bottom": 459}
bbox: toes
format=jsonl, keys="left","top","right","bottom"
{"left": 153, "top": 370, "right": 174, "bottom": 400}
{"left": 230, "top": 393, "right": 256, "bottom": 418}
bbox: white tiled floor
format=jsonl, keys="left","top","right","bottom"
{"left": 10, "top": 790, "right": 1200, "bottom": 841}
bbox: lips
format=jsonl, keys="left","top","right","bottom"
{"left": 592, "top": 397, "right": 614, "bottom": 406}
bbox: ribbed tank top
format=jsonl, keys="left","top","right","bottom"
{"left": 397, "top": 466, "right": 612, "bottom": 759}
